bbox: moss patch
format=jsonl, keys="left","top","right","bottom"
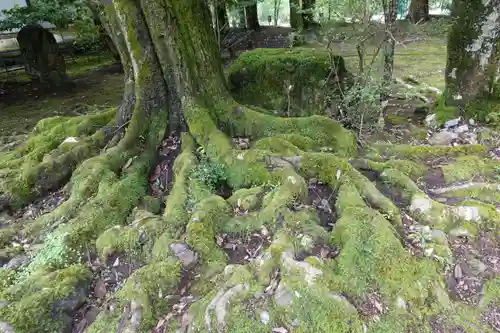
{"left": 227, "top": 48, "right": 349, "bottom": 116}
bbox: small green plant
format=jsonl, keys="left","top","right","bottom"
{"left": 191, "top": 148, "right": 228, "bottom": 192}
{"left": 20, "top": 230, "right": 80, "bottom": 279}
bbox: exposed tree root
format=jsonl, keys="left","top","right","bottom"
{"left": 1, "top": 99, "right": 500, "bottom": 332}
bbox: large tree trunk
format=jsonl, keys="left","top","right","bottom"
{"left": 408, "top": 0, "right": 429, "bottom": 23}
{"left": 444, "top": 0, "right": 500, "bottom": 107}
{"left": 245, "top": 2, "right": 260, "bottom": 30}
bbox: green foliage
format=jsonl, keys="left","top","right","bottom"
{"left": 191, "top": 147, "right": 228, "bottom": 192}
{"left": 0, "top": 0, "right": 88, "bottom": 31}
{"left": 339, "top": 73, "right": 386, "bottom": 131}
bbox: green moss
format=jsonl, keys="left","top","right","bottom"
{"left": 440, "top": 156, "right": 498, "bottom": 183}
{"left": 95, "top": 210, "right": 165, "bottom": 259}
{"left": 116, "top": 259, "right": 181, "bottom": 329}
{"left": 186, "top": 195, "right": 231, "bottom": 266}
{"left": 386, "top": 114, "right": 409, "bottom": 125}
{"left": 85, "top": 311, "right": 120, "bottom": 333}
{"left": 440, "top": 184, "right": 500, "bottom": 203}
{"left": 434, "top": 96, "right": 459, "bottom": 125}
{"left": 140, "top": 195, "right": 161, "bottom": 214}
{"left": 0, "top": 109, "right": 116, "bottom": 206}
{"left": 0, "top": 265, "right": 91, "bottom": 333}
{"left": 254, "top": 137, "right": 303, "bottom": 155}
{"left": 330, "top": 183, "right": 441, "bottom": 312}
{"left": 227, "top": 187, "right": 264, "bottom": 211}
{"left": 0, "top": 225, "right": 16, "bottom": 248}
{"left": 227, "top": 48, "right": 348, "bottom": 116}
{"left": 224, "top": 105, "right": 357, "bottom": 157}
{"left": 0, "top": 268, "right": 16, "bottom": 291}
{"left": 372, "top": 143, "right": 486, "bottom": 161}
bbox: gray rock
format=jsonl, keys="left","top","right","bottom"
{"left": 448, "top": 227, "right": 472, "bottom": 238}
{"left": 452, "top": 206, "right": 480, "bottom": 222}
{"left": 410, "top": 196, "right": 433, "bottom": 214}
{"left": 429, "top": 130, "right": 458, "bottom": 145}
{"left": 430, "top": 230, "right": 448, "bottom": 244}
{"left": 396, "top": 296, "right": 407, "bottom": 309}
{"left": 260, "top": 311, "right": 270, "bottom": 324}
{"left": 468, "top": 258, "right": 487, "bottom": 275}
{"left": 444, "top": 118, "right": 461, "bottom": 128}
{"left": 274, "top": 283, "right": 293, "bottom": 307}
{"left": 5, "top": 255, "right": 29, "bottom": 269}
{"left": 454, "top": 264, "right": 463, "bottom": 279}
{"left": 425, "top": 113, "right": 438, "bottom": 128}
{"left": 170, "top": 243, "right": 198, "bottom": 269}
{"left": 454, "top": 124, "right": 469, "bottom": 133}
{"left": 328, "top": 293, "right": 357, "bottom": 313}
{"left": 0, "top": 322, "right": 15, "bottom": 333}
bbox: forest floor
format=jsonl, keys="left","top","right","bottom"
{"left": 0, "top": 21, "right": 499, "bottom": 333}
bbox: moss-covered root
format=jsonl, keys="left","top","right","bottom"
{"left": 94, "top": 133, "right": 199, "bottom": 261}
{"left": 0, "top": 109, "right": 116, "bottom": 208}
{"left": 377, "top": 167, "right": 500, "bottom": 235}
{"left": 0, "top": 265, "right": 92, "bottom": 333}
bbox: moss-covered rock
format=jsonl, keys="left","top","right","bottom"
{"left": 0, "top": 265, "right": 91, "bottom": 333}
{"left": 227, "top": 48, "right": 349, "bottom": 116}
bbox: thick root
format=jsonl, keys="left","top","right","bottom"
{"left": 0, "top": 109, "right": 115, "bottom": 208}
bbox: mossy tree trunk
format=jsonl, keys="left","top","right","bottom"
{"left": 444, "top": 0, "right": 500, "bottom": 107}
{"left": 245, "top": 2, "right": 260, "bottom": 30}
{"left": 408, "top": 0, "right": 429, "bottom": 23}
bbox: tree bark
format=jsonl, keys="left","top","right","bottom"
{"left": 302, "top": 0, "right": 317, "bottom": 29}
{"left": 238, "top": 7, "right": 246, "bottom": 28}
{"left": 245, "top": 2, "right": 260, "bottom": 30}
{"left": 289, "top": 0, "right": 303, "bottom": 30}
{"left": 382, "top": 0, "right": 398, "bottom": 85}
{"left": 444, "top": 0, "right": 500, "bottom": 106}
{"left": 408, "top": 0, "right": 429, "bottom": 23}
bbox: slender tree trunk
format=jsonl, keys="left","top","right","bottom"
{"left": 444, "top": 0, "right": 500, "bottom": 107}
{"left": 216, "top": 2, "right": 229, "bottom": 32}
{"left": 87, "top": 0, "right": 120, "bottom": 62}
{"left": 238, "top": 7, "right": 246, "bottom": 28}
{"left": 408, "top": 0, "right": 429, "bottom": 23}
{"left": 382, "top": 0, "right": 398, "bottom": 85}
{"left": 289, "top": 0, "right": 303, "bottom": 30}
{"left": 245, "top": 2, "right": 260, "bottom": 30}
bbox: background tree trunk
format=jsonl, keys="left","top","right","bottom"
{"left": 216, "top": 2, "right": 229, "bottom": 32}
{"left": 87, "top": 0, "right": 120, "bottom": 62}
{"left": 444, "top": 0, "right": 500, "bottom": 106}
{"left": 289, "top": 0, "right": 303, "bottom": 30}
{"left": 238, "top": 7, "right": 246, "bottom": 27}
{"left": 302, "top": 0, "right": 317, "bottom": 28}
{"left": 408, "top": 0, "right": 429, "bottom": 23}
{"left": 245, "top": 2, "right": 260, "bottom": 30}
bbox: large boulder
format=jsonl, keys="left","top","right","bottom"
{"left": 227, "top": 48, "right": 350, "bottom": 117}
{"left": 17, "top": 24, "right": 69, "bottom": 85}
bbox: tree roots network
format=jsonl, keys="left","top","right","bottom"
{"left": 0, "top": 101, "right": 500, "bottom": 333}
